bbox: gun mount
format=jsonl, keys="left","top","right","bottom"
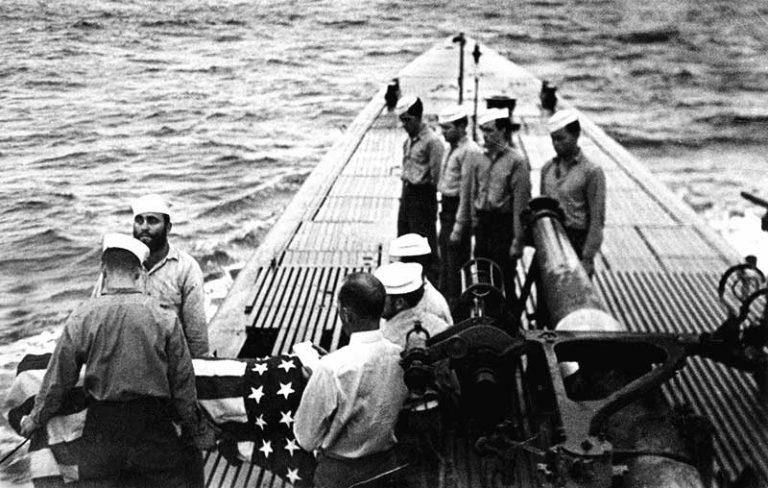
{"left": 399, "top": 197, "right": 768, "bottom": 487}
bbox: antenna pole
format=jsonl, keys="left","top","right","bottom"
{"left": 472, "top": 43, "right": 482, "bottom": 142}
{"left": 452, "top": 33, "right": 466, "bottom": 104}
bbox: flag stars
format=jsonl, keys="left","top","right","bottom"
{"left": 249, "top": 385, "right": 265, "bottom": 404}
{"left": 251, "top": 362, "right": 268, "bottom": 376}
{"left": 277, "top": 382, "right": 295, "bottom": 399}
{"left": 286, "top": 467, "right": 302, "bottom": 484}
{"left": 278, "top": 359, "right": 296, "bottom": 373}
{"left": 259, "top": 440, "right": 273, "bottom": 459}
{"left": 285, "top": 438, "right": 300, "bottom": 457}
{"left": 279, "top": 410, "right": 295, "bottom": 428}
{"left": 254, "top": 414, "right": 267, "bottom": 430}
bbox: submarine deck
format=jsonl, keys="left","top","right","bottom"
{"left": 204, "top": 37, "right": 768, "bottom": 487}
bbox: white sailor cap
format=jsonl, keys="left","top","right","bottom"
{"left": 547, "top": 109, "right": 579, "bottom": 133}
{"left": 374, "top": 262, "right": 424, "bottom": 295}
{"left": 389, "top": 233, "right": 431, "bottom": 258}
{"left": 438, "top": 105, "right": 468, "bottom": 125}
{"left": 477, "top": 108, "right": 509, "bottom": 127}
{"left": 102, "top": 232, "right": 150, "bottom": 263}
{"left": 131, "top": 194, "right": 172, "bottom": 218}
{"left": 395, "top": 95, "right": 421, "bottom": 117}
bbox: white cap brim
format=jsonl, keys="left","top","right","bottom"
{"left": 395, "top": 95, "right": 419, "bottom": 116}
{"left": 132, "top": 194, "right": 171, "bottom": 218}
{"left": 438, "top": 105, "right": 468, "bottom": 124}
{"left": 389, "top": 233, "right": 431, "bottom": 257}
{"left": 477, "top": 108, "right": 509, "bottom": 127}
{"left": 374, "top": 262, "right": 424, "bottom": 295}
{"left": 547, "top": 109, "right": 579, "bottom": 133}
{"left": 103, "top": 233, "right": 150, "bottom": 263}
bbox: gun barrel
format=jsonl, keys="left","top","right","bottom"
{"left": 526, "top": 197, "right": 623, "bottom": 333}
{"left": 741, "top": 191, "right": 768, "bottom": 209}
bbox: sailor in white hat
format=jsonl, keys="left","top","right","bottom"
{"left": 373, "top": 262, "right": 449, "bottom": 351}
{"left": 457, "top": 107, "right": 531, "bottom": 300}
{"left": 102, "top": 232, "right": 149, "bottom": 263}
{"left": 541, "top": 108, "right": 606, "bottom": 276}
{"left": 20, "top": 231, "right": 214, "bottom": 475}
{"left": 374, "top": 261, "right": 453, "bottom": 475}
{"left": 93, "top": 194, "right": 209, "bottom": 361}
{"left": 396, "top": 95, "right": 445, "bottom": 272}
{"left": 128, "top": 194, "right": 208, "bottom": 358}
{"left": 437, "top": 104, "right": 484, "bottom": 308}
{"left": 389, "top": 233, "right": 453, "bottom": 325}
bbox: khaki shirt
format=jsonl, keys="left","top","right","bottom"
{"left": 29, "top": 289, "right": 199, "bottom": 429}
{"left": 401, "top": 124, "right": 445, "bottom": 187}
{"left": 294, "top": 330, "right": 407, "bottom": 459}
{"left": 93, "top": 244, "right": 209, "bottom": 357}
{"left": 456, "top": 145, "right": 531, "bottom": 254}
{"left": 540, "top": 149, "right": 606, "bottom": 260}
{"left": 438, "top": 135, "right": 483, "bottom": 198}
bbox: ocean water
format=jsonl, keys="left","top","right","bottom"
{"left": 2, "top": 0, "right": 768, "bottom": 483}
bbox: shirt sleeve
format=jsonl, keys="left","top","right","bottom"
{"left": 181, "top": 258, "right": 209, "bottom": 357}
{"left": 428, "top": 136, "right": 445, "bottom": 187}
{"left": 455, "top": 151, "right": 481, "bottom": 233}
{"left": 582, "top": 166, "right": 607, "bottom": 260}
{"left": 294, "top": 364, "right": 337, "bottom": 452}
{"left": 28, "top": 316, "right": 84, "bottom": 427}
{"left": 165, "top": 316, "right": 201, "bottom": 429}
{"left": 510, "top": 155, "right": 532, "bottom": 255}
{"left": 539, "top": 160, "right": 553, "bottom": 197}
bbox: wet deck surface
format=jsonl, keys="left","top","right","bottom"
{"left": 206, "top": 38, "right": 767, "bottom": 487}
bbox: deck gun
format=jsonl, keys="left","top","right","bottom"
{"left": 399, "top": 197, "right": 767, "bottom": 487}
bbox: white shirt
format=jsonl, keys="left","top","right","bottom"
{"left": 293, "top": 330, "right": 407, "bottom": 459}
{"left": 418, "top": 280, "right": 454, "bottom": 326}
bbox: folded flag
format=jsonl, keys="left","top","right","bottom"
{"left": 6, "top": 353, "right": 316, "bottom": 487}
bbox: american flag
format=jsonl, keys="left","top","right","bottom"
{"left": 6, "top": 353, "right": 316, "bottom": 487}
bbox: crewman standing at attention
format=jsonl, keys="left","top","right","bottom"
{"left": 396, "top": 95, "right": 445, "bottom": 281}
{"left": 389, "top": 233, "right": 453, "bottom": 326}
{"left": 453, "top": 108, "right": 531, "bottom": 300}
{"left": 93, "top": 194, "right": 209, "bottom": 358}
{"left": 21, "top": 234, "right": 213, "bottom": 487}
{"left": 294, "top": 272, "right": 408, "bottom": 488}
{"left": 437, "top": 104, "right": 485, "bottom": 308}
{"left": 541, "top": 109, "right": 606, "bottom": 276}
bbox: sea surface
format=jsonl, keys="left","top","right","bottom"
{"left": 2, "top": 0, "right": 768, "bottom": 483}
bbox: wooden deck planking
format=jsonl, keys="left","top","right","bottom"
{"left": 207, "top": 36, "right": 767, "bottom": 486}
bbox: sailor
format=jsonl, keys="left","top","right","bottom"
{"left": 374, "top": 262, "right": 453, "bottom": 482}
{"left": 389, "top": 233, "right": 453, "bottom": 326}
{"left": 437, "top": 104, "right": 484, "bottom": 308}
{"left": 294, "top": 272, "right": 408, "bottom": 488}
{"left": 93, "top": 194, "right": 209, "bottom": 358}
{"left": 21, "top": 233, "right": 214, "bottom": 487}
{"left": 453, "top": 108, "right": 531, "bottom": 299}
{"left": 396, "top": 95, "right": 445, "bottom": 284}
{"left": 541, "top": 109, "right": 606, "bottom": 276}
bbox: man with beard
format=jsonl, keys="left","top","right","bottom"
{"left": 95, "top": 194, "right": 208, "bottom": 358}
{"left": 130, "top": 194, "right": 209, "bottom": 357}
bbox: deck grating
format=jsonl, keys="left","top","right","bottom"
{"left": 207, "top": 36, "right": 766, "bottom": 488}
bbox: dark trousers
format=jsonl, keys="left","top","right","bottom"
{"left": 438, "top": 196, "right": 470, "bottom": 308}
{"left": 398, "top": 182, "right": 439, "bottom": 280}
{"left": 65, "top": 398, "right": 190, "bottom": 488}
{"left": 564, "top": 226, "right": 593, "bottom": 276}
{"left": 564, "top": 226, "right": 587, "bottom": 258}
{"left": 475, "top": 211, "right": 517, "bottom": 300}
{"left": 314, "top": 448, "right": 405, "bottom": 488}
